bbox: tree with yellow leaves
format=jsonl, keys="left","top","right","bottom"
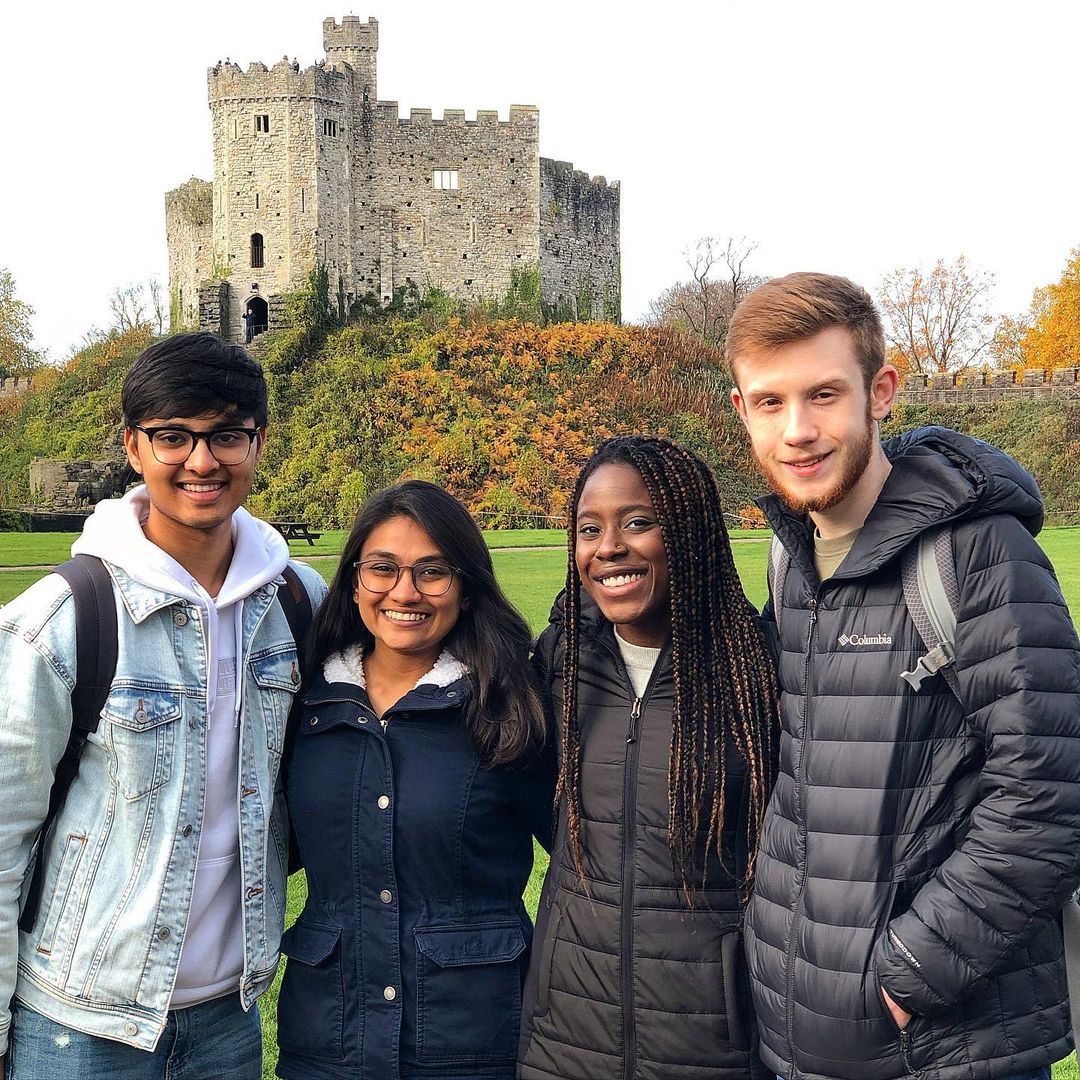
{"left": 1021, "top": 248, "right": 1080, "bottom": 371}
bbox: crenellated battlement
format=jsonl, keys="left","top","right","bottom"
{"left": 208, "top": 57, "right": 348, "bottom": 103}
{"left": 323, "top": 16, "right": 378, "bottom": 58}
{"left": 897, "top": 368, "right": 1080, "bottom": 403}
{"left": 542, "top": 158, "right": 619, "bottom": 191}
{"left": 375, "top": 103, "right": 538, "bottom": 130}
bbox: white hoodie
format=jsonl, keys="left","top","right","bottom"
{"left": 73, "top": 486, "right": 290, "bottom": 1007}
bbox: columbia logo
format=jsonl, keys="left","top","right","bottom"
{"left": 838, "top": 632, "right": 893, "bottom": 646}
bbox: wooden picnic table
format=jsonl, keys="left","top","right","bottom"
{"left": 270, "top": 521, "right": 322, "bottom": 546}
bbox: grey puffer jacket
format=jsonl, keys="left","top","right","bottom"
{"left": 746, "top": 426, "right": 1080, "bottom": 1080}
{"left": 518, "top": 601, "right": 770, "bottom": 1080}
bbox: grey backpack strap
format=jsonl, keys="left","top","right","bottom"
{"left": 767, "top": 533, "right": 791, "bottom": 641}
{"left": 899, "top": 526, "right": 961, "bottom": 701}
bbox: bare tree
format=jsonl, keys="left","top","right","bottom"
{"left": 147, "top": 277, "right": 167, "bottom": 335}
{"left": 878, "top": 256, "right": 996, "bottom": 374}
{"left": 647, "top": 236, "right": 763, "bottom": 348}
{"left": 108, "top": 284, "right": 149, "bottom": 334}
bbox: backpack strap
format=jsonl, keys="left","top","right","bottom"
{"left": 899, "top": 526, "right": 961, "bottom": 702}
{"left": 277, "top": 564, "right": 313, "bottom": 688}
{"left": 767, "top": 533, "right": 791, "bottom": 641}
{"left": 20, "top": 555, "right": 118, "bottom": 933}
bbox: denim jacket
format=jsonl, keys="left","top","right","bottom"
{"left": 0, "top": 560, "right": 326, "bottom": 1055}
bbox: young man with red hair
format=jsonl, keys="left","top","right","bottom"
{"left": 729, "top": 272, "right": 1080, "bottom": 1080}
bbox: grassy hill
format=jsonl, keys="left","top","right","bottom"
{"left": 1, "top": 318, "right": 1077, "bottom": 530}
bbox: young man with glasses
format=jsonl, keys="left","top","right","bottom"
{"left": 0, "top": 332, "right": 326, "bottom": 1079}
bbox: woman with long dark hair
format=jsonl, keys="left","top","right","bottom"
{"left": 518, "top": 436, "right": 779, "bottom": 1079}
{"left": 276, "top": 480, "right": 553, "bottom": 1080}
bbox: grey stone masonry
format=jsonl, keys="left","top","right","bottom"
{"left": 29, "top": 460, "right": 128, "bottom": 510}
{"left": 899, "top": 369, "right": 1080, "bottom": 403}
{"left": 166, "top": 15, "right": 619, "bottom": 343}
{"left": 0, "top": 376, "right": 34, "bottom": 399}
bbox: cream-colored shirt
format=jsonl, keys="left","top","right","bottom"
{"left": 614, "top": 628, "right": 662, "bottom": 699}
{"left": 813, "top": 526, "right": 862, "bottom": 582}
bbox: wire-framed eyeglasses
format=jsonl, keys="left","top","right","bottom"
{"left": 352, "top": 558, "right": 461, "bottom": 596}
{"left": 134, "top": 425, "right": 260, "bottom": 466}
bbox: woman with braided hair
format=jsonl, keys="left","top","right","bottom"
{"left": 518, "top": 436, "right": 779, "bottom": 1080}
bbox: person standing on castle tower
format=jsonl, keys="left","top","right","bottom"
{"left": 728, "top": 273, "right": 1080, "bottom": 1080}
{"left": 0, "top": 333, "right": 326, "bottom": 1079}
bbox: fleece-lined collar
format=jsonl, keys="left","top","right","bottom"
{"left": 323, "top": 644, "right": 468, "bottom": 689}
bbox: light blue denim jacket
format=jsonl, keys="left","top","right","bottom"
{"left": 0, "top": 559, "right": 326, "bottom": 1054}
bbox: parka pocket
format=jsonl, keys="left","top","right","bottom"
{"left": 534, "top": 905, "right": 562, "bottom": 1018}
{"left": 720, "top": 927, "right": 751, "bottom": 1052}
{"left": 277, "top": 920, "right": 345, "bottom": 1062}
{"left": 101, "top": 687, "right": 182, "bottom": 799}
{"left": 415, "top": 921, "right": 526, "bottom": 1064}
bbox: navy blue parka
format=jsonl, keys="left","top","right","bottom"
{"left": 276, "top": 664, "right": 555, "bottom": 1080}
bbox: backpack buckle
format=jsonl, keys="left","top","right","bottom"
{"left": 900, "top": 641, "right": 955, "bottom": 692}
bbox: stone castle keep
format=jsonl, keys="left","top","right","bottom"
{"left": 166, "top": 16, "right": 620, "bottom": 343}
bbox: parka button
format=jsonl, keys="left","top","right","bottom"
{"left": 383, "top": 986, "right": 397, "bottom": 1001}
{"left": 182, "top": 824, "right": 193, "bottom": 837}
{"left": 377, "top": 795, "right": 390, "bottom": 810}
{"left": 134, "top": 709, "right": 147, "bottom": 723}
{"left": 157, "top": 927, "right": 171, "bottom": 941}
{"left": 379, "top": 889, "right": 392, "bottom": 904}
{"left": 124, "top": 1022, "right": 139, "bottom": 1037}
{"left": 173, "top": 611, "right": 189, "bottom": 627}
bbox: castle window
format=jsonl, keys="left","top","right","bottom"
{"left": 254, "top": 114, "right": 270, "bottom": 134}
{"left": 468, "top": 221, "right": 477, "bottom": 243}
{"left": 433, "top": 169, "right": 458, "bottom": 191}
{"left": 323, "top": 118, "right": 337, "bottom": 137}
{"left": 250, "top": 233, "right": 265, "bottom": 268}
{"left": 255, "top": 193, "right": 260, "bottom": 209}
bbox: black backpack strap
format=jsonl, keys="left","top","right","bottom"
{"left": 277, "top": 564, "right": 314, "bottom": 688}
{"left": 20, "top": 555, "right": 117, "bottom": 933}
{"left": 277, "top": 564, "right": 315, "bottom": 878}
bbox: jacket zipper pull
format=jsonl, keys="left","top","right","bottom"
{"left": 806, "top": 598, "right": 818, "bottom": 649}
{"left": 380, "top": 717, "right": 389, "bottom": 731}
{"left": 626, "top": 698, "right": 642, "bottom": 744}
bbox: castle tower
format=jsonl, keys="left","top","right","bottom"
{"left": 322, "top": 16, "right": 378, "bottom": 96}
{"left": 205, "top": 56, "right": 353, "bottom": 341}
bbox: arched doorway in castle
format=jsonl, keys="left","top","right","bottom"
{"left": 244, "top": 296, "right": 268, "bottom": 343}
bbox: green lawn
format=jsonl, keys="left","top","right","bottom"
{"left": 1, "top": 527, "right": 1078, "bottom": 1077}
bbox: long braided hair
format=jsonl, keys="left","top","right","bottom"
{"left": 557, "top": 436, "right": 779, "bottom": 898}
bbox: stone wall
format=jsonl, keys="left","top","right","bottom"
{"left": 0, "top": 376, "right": 33, "bottom": 399}
{"left": 540, "top": 159, "right": 620, "bottom": 320}
{"left": 362, "top": 104, "right": 541, "bottom": 303}
{"left": 29, "top": 460, "right": 128, "bottom": 510}
{"left": 896, "top": 368, "right": 1080, "bottom": 404}
{"left": 165, "top": 178, "right": 213, "bottom": 330}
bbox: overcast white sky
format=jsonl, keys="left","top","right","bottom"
{"left": 2, "top": 0, "right": 1079, "bottom": 360}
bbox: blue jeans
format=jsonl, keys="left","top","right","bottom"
{"left": 9, "top": 995, "right": 261, "bottom": 1080}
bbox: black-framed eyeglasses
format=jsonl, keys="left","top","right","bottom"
{"left": 352, "top": 558, "right": 461, "bottom": 597}
{"left": 134, "top": 425, "right": 261, "bottom": 466}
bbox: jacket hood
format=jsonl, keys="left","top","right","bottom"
{"left": 760, "top": 426, "right": 1044, "bottom": 580}
{"left": 71, "top": 486, "right": 290, "bottom": 606}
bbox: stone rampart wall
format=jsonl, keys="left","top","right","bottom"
{"left": 896, "top": 368, "right": 1080, "bottom": 404}
{"left": 540, "top": 159, "right": 620, "bottom": 319}
{"left": 29, "top": 460, "right": 128, "bottom": 510}
{"left": 0, "top": 376, "right": 33, "bottom": 399}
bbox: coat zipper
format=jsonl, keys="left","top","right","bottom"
{"left": 621, "top": 692, "right": 643, "bottom": 1080}
{"left": 783, "top": 595, "right": 818, "bottom": 1072}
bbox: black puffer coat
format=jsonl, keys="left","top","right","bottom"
{"left": 518, "top": 601, "right": 769, "bottom": 1080}
{"left": 746, "top": 427, "right": 1080, "bottom": 1080}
